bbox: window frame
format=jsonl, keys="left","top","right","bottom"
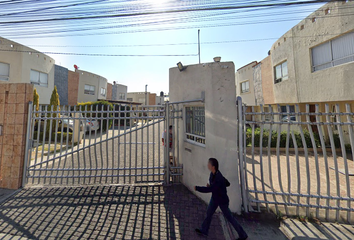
{"left": 100, "top": 87, "right": 106, "bottom": 96}
{"left": 311, "top": 32, "right": 354, "bottom": 72}
{"left": 84, "top": 84, "right": 95, "bottom": 95}
{"left": 184, "top": 106, "right": 206, "bottom": 147}
{"left": 274, "top": 61, "right": 288, "bottom": 84}
{"left": 119, "top": 93, "right": 126, "bottom": 100}
{"left": 30, "top": 69, "right": 48, "bottom": 87}
{"left": 240, "top": 80, "right": 250, "bottom": 94}
{"left": 0, "top": 62, "right": 10, "bottom": 81}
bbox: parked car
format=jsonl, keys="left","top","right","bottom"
{"left": 59, "top": 115, "right": 85, "bottom": 132}
{"left": 281, "top": 116, "right": 296, "bottom": 122}
{"left": 86, "top": 119, "right": 100, "bottom": 132}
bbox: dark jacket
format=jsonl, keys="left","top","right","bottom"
{"left": 196, "top": 171, "right": 229, "bottom": 205}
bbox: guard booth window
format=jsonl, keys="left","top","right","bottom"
{"left": 185, "top": 106, "right": 205, "bottom": 145}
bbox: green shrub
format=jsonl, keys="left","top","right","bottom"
{"left": 246, "top": 128, "right": 320, "bottom": 148}
{"left": 33, "top": 131, "right": 73, "bottom": 143}
{"left": 77, "top": 101, "right": 113, "bottom": 131}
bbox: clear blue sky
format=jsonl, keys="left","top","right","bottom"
{"left": 12, "top": 0, "right": 326, "bottom": 95}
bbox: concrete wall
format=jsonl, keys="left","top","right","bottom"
{"left": 107, "top": 83, "right": 112, "bottom": 100}
{"left": 169, "top": 62, "right": 242, "bottom": 213}
{"left": 235, "top": 62, "right": 257, "bottom": 106}
{"left": 54, "top": 65, "right": 68, "bottom": 106}
{"left": 0, "top": 37, "right": 55, "bottom": 105}
{"left": 112, "top": 84, "right": 128, "bottom": 101}
{"left": 68, "top": 70, "right": 79, "bottom": 106}
{"left": 0, "top": 83, "right": 33, "bottom": 189}
{"left": 267, "top": 0, "right": 354, "bottom": 104}
{"left": 76, "top": 70, "right": 108, "bottom": 103}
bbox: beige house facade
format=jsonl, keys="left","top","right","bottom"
{"left": 0, "top": 37, "right": 55, "bottom": 104}
{"left": 76, "top": 69, "right": 108, "bottom": 103}
{"left": 127, "top": 92, "right": 153, "bottom": 105}
{"left": 235, "top": 0, "right": 354, "bottom": 142}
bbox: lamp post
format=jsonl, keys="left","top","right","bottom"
{"left": 145, "top": 84, "right": 148, "bottom": 105}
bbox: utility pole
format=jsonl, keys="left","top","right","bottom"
{"left": 198, "top": 29, "right": 201, "bottom": 64}
{"left": 145, "top": 84, "right": 148, "bottom": 105}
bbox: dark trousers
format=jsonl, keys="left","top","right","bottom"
{"left": 201, "top": 198, "right": 248, "bottom": 239}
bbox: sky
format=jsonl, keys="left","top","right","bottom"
{"left": 9, "top": 0, "right": 327, "bottom": 95}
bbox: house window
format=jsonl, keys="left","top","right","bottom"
{"left": 185, "top": 106, "right": 205, "bottom": 145}
{"left": 0, "top": 62, "right": 9, "bottom": 81}
{"left": 127, "top": 98, "right": 133, "bottom": 101}
{"left": 100, "top": 87, "right": 106, "bottom": 96}
{"left": 84, "top": 84, "right": 95, "bottom": 95}
{"left": 280, "top": 105, "right": 295, "bottom": 122}
{"left": 240, "top": 81, "right": 250, "bottom": 93}
{"left": 30, "top": 70, "right": 48, "bottom": 87}
{"left": 274, "top": 61, "right": 288, "bottom": 83}
{"left": 312, "top": 32, "right": 354, "bottom": 72}
{"left": 119, "top": 93, "right": 126, "bottom": 100}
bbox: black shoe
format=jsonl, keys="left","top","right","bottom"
{"left": 195, "top": 228, "right": 208, "bottom": 237}
{"left": 236, "top": 237, "right": 248, "bottom": 240}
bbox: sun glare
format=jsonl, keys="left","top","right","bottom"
{"left": 146, "top": 0, "right": 169, "bottom": 6}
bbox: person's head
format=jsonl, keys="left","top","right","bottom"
{"left": 169, "top": 125, "right": 173, "bottom": 134}
{"left": 208, "top": 158, "right": 219, "bottom": 173}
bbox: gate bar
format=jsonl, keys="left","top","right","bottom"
{"left": 22, "top": 101, "right": 33, "bottom": 187}
{"left": 237, "top": 97, "right": 248, "bottom": 213}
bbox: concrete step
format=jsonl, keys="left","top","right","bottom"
{"left": 280, "top": 218, "right": 354, "bottom": 240}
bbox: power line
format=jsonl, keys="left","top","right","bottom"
{"left": 0, "top": 48, "right": 198, "bottom": 57}
{"left": 0, "top": 0, "right": 328, "bottom": 25}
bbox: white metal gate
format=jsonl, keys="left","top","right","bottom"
{"left": 237, "top": 97, "right": 354, "bottom": 223}
{"left": 23, "top": 102, "right": 181, "bottom": 186}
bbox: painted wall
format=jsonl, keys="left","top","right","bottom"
{"left": 156, "top": 96, "right": 164, "bottom": 105}
{"left": 127, "top": 92, "right": 149, "bottom": 105}
{"left": 0, "top": 37, "right": 55, "bottom": 105}
{"left": 260, "top": 56, "right": 275, "bottom": 105}
{"left": 169, "top": 61, "right": 242, "bottom": 213}
{"left": 149, "top": 93, "right": 156, "bottom": 105}
{"left": 270, "top": 31, "right": 299, "bottom": 104}
{"left": 54, "top": 65, "right": 68, "bottom": 106}
{"left": 68, "top": 70, "right": 79, "bottom": 106}
{"left": 235, "top": 62, "right": 257, "bottom": 106}
{"left": 112, "top": 84, "right": 128, "bottom": 101}
{"left": 76, "top": 69, "right": 108, "bottom": 103}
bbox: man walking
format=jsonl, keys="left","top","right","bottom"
{"left": 194, "top": 158, "right": 248, "bottom": 240}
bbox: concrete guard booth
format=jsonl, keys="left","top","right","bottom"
{"left": 169, "top": 61, "right": 242, "bottom": 213}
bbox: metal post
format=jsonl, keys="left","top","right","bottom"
{"left": 22, "top": 101, "right": 33, "bottom": 187}
{"left": 237, "top": 97, "right": 248, "bottom": 213}
{"left": 164, "top": 101, "right": 170, "bottom": 185}
{"left": 198, "top": 29, "right": 201, "bottom": 64}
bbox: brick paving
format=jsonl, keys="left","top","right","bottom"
{"left": 0, "top": 184, "right": 225, "bottom": 240}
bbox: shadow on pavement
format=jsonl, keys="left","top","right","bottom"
{"left": 0, "top": 185, "right": 224, "bottom": 240}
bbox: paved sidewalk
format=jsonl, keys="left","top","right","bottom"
{"left": 0, "top": 189, "right": 17, "bottom": 205}
{"left": 0, "top": 185, "right": 225, "bottom": 240}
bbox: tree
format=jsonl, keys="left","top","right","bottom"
{"left": 49, "top": 86, "right": 60, "bottom": 118}
{"left": 33, "top": 88, "right": 39, "bottom": 117}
